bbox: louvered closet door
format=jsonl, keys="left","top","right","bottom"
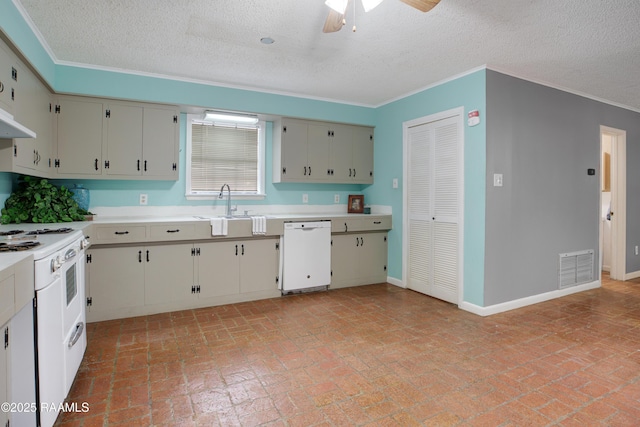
{"left": 406, "top": 115, "right": 460, "bottom": 304}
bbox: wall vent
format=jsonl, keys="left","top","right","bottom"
{"left": 559, "top": 249, "right": 594, "bottom": 289}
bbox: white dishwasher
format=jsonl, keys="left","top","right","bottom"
{"left": 282, "top": 221, "right": 332, "bottom": 292}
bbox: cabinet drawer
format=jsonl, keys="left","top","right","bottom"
{"left": 331, "top": 216, "right": 391, "bottom": 233}
{"left": 149, "top": 224, "right": 195, "bottom": 241}
{"left": 94, "top": 225, "right": 146, "bottom": 243}
{"left": 355, "top": 216, "right": 391, "bottom": 231}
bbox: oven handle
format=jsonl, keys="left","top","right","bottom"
{"left": 68, "top": 322, "right": 84, "bottom": 348}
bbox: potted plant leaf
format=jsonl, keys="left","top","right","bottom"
{"left": 1, "top": 176, "right": 92, "bottom": 224}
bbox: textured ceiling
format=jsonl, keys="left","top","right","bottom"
{"left": 14, "top": 0, "right": 640, "bottom": 108}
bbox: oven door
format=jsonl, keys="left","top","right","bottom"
{"left": 60, "top": 246, "right": 86, "bottom": 396}
{"left": 36, "top": 245, "right": 86, "bottom": 427}
{"left": 36, "top": 275, "right": 65, "bottom": 427}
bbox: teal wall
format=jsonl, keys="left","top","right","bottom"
{"left": 369, "top": 72, "right": 486, "bottom": 306}
{"left": 1, "top": 0, "right": 487, "bottom": 306}
{"left": 0, "top": 0, "right": 55, "bottom": 84}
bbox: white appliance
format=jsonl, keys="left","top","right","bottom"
{"left": 29, "top": 229, "right": 88, "bottom": 427}
{"left": 282, "top": 221, "right": 331, "bottom": 292}
{"left": 0, "top": 226, "right": 88, "bottom": 427}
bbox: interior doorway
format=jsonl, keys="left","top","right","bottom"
{"left": 600, "top": 126, "right": 626, "bottom": 281}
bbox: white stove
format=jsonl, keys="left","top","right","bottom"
{"left": 0, "top": 225, "right": 89, "bottom": 427}
{"left": 0, "top": 227, "right": 84, "bottom": 260}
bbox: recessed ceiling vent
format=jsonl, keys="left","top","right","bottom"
{"left": 559, "top": 249, "right": 594, "bottom": 289}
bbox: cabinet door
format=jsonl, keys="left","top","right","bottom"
{"left": 0, "top": 323, "right": 7, "bottom": 427}
{"left": 144, "top": 244, "right": 195, "bottom": 305}
{"left": 197, "top": 241, "right": 240, "bottom": 298}
{"left": 329, "top": 124, "right": 353, "bottom": 182}
{"left": 280, "top": 119, "right": 308, "bottom": 181}
{"left": 240, "top": 239, "right": 278, "bottom": 293}
{"left": 86, "top": 247, "right": 145, "bottom": 314}
{"left": 330, "top": 234, "right": 360, "bottom": 289}
{"left": 142, "top": 106, "right": 178, "bottom": 178}
{"left": 358, "top": 233, "right": 388, "bottom": 284}
{"left": 307, "top": 122, "right": 331, "bottom": 182}
{"left": 13, "top": 63, "right": 52, "bottom": 174}
{"left": 55, "top": 97, "right": 103, "bottom": 175}
{"left": 0, "top": 42, "right": 16, "bottom": 114}
{"left": 352, "top": 126, "right": 374, "bottom": 184}
{"left": 104, "top": 103, "right": 143, "bottom": 176}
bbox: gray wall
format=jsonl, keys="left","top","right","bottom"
{"left": 484, "top": 70, "right": 640, "bottom": 306}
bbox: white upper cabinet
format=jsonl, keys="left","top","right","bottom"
{"left": 141, "top": 106, "right": 179, "bottom": 179}
{"left": 351, "top": 125, "right": 374, "bottom": 184}
{"left": 273, "top": 117, "right": 374, "bottom": 184}
{"left": 54, "top": 96, "right": 104, "bottom": 176}
{"left": 53, "top": 95, "right": 179, "bottom": 180}
{"left": 104, "top": 102, "right": 143, "bottom": 176}
{"left": 0, "top": 42, "right": 17, "bottom": 115}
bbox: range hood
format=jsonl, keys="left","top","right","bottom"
{"left": 0, "top": 108, "right": 36, "bottom": 139}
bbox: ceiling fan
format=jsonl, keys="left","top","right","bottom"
{"left": 323, "top": 0, "right": 440, "bottom": 33}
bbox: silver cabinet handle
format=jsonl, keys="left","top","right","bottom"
{"left": 68, "top": 322, "right": 84, "bottom": 348}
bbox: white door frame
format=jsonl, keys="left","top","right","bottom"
{"left": 600, "top": 125, "right": 626, "bottom": 280}
{"left": 402, "top": 107, "right": 464, "bottom": 305}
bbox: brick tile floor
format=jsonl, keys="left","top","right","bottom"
{"left": 55, "top": 274, "right": 640, "bottom": 426}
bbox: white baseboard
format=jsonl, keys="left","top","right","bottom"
{"left": 386, "top": 276, "right": 404, "bottom": 288}
{"left": 459, "top": 280, "right": 601, "bottom": 317}
{"left": 624, "top": 270, "right": 640, "bottom": 280}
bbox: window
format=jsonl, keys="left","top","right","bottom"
{"left": 186, "top": 114, "right": 265, "bottom": 199}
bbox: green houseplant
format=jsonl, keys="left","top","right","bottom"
{"left": 1, "top": 176, "right": 92, "bottom": 224}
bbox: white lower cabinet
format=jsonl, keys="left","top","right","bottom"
{"left": 197, "top": 239, "right": 279, "bottom": 297}
{"left": 0, "top": 320, "right": 7, "bottom": 427}
{"left": 0, "top": 304, "right": 37, "bottom": 427}
{"left": 86, "top": 238, "right": 280, "bottom": 321}
{"left": 86, "top": 246, "right": 146, "bottom": 317}
{"left": 331, "top": 232, "right": 388, "bottom": 289}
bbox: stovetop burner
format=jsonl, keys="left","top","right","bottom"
{"left": 26, "top": 228, "right": 74, "bottom": 235}
{"left": 0, "top": 230, "right": 25, "bottom": 236}
{"left": 0, "top": 241, "right": 41, "bottom": 251}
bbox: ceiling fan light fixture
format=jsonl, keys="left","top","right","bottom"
{"left": 325, "top": 0, "right": 348, "bottom": 14}
{"left": 361, "top": 0, "right": 384, "bottom": 12}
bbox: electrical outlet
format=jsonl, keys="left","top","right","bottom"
{"left": 334, "top": 194, "right": 340, "bottom": 203}
{"left": 302, "top": 194, "right": 309, "bottom": 203}
{"left": 635, "top": 245, "right": 638, "bottom": 256}
{"left": 139, "top": 194, "right": 148, "bottom": 205}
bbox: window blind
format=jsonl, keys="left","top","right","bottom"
{"left": 190, "top": 122, "right": 258, "bottom": 193}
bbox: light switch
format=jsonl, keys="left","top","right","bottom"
{"left": 392, "top": 178, "right": 398, "bottom": 188}
{"left": 493, "top": 174, "right": 503, "bottom": 187}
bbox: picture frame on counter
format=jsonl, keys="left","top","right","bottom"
{"left": 348, "top": 195, "right": 364, "bottom": 214}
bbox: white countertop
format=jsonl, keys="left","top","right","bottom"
{"left": 0, "top": 252, "right": 32, "bottom": 273}
{"left": 88, "top": 212, "right": 385, "bottom": 223}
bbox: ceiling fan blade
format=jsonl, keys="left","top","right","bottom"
{"left": 398, "top": 0, "right": 440, "bottom": 12}
{"left": 323, "top": 8, "right": 345, "bottom": 33}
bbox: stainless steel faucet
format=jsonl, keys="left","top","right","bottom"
{"left": 218, "top": 183, "right": 235, "bottom": 218}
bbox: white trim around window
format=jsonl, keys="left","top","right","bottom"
{"left": 185, "top": 114, "right": 266, "bottom": 200}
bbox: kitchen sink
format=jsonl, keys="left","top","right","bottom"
{"left": 193, "top": 215, "right": 272, "bottom": 220}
